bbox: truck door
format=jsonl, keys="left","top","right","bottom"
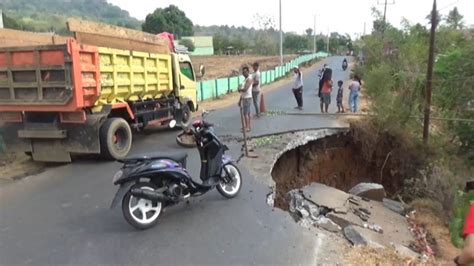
{"left": 174, "top": 55, "right": 197, "bottom": 109}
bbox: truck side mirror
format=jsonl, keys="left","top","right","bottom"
{"left": 199, "top": 64, "right": 206, "bottom": 78}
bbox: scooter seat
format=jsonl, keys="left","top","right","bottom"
{"left": 119, "top": 152, "right": 188, "bottom": 166}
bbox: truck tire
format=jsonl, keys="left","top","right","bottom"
{"left": 100, "top": 118, "right": 132, "bottom": 160}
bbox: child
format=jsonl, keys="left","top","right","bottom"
{"left": 336, "top": 80, "right": 345, "bottom": 113}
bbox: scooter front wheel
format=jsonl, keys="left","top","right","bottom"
{"left": 176, "top": 130, "right": 197, "bottom": 148}
{"left": 122, "top": 182, "right": 162, "bottom": 230}
{"left": 217, "top": 163, "right": 242, "bottom": 198}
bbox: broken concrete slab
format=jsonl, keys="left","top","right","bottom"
{"left": 288, "top": 190, "right": 305, "bottom": 213}
{"left": 315, "top": 217, "right": 341, "bottom": 233}
{"left": 383, "top": 198, "right": 406, "bottom": 215}
{"left": 348, "top": 183, "right": 386, "bottom": 201}
{"left": 298, "top": 207, "right": 310, "bottom": 218}
{"left": 301, "top": 183, "right": 350, "bottom": 212}
{"left": 328, "top": 211, "right": 364, "bottom": 229}
{"left": 344, "top": 226, "right": 367, "bottom": 246}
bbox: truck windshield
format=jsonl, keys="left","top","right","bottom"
{"left": 179, "top": 62, "right": 195, "bottom": 81}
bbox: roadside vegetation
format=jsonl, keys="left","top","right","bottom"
{"left": 353, "top": 5, "right": 473, "bottom": 256}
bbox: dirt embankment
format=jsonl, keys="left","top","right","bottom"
{"left": 191, "top": 55, "right": 297, "bottom": 80}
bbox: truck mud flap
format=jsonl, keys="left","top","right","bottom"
{"left": 2, "top": 114, "right": 107, "bottom": 162}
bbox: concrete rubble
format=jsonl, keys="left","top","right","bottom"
{"left": 286, "top": 183, "right": 418, "bottom": 255}
{"left": 348, "top": 182, "right": 386, "bottom": 201}
{"left": 382, "top": 198, "right": 406, "bottom": 215}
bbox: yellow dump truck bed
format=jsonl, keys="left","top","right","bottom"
{"left": 95, "top": 47, "right": 174, "bottom": 106}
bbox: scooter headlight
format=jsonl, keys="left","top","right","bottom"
{"left": 112, "top": 170, "right": 124, "bottom": 184}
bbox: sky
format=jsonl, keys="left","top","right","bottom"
{"left": 107, "top": 0, "right": 474, "bottom": 37}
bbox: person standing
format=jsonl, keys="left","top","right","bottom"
{"left": 317, "top": 64, "right": 328, "bottom": 97}
{"left": 454, "top": 181, "right": 474, "bottom": 265}
{"left": 336, "top": 80, "right": 345, "bottom": 113}
{"left": 292, "top": 67, "right": 304, "bottom": 110}
{"left": 238, "top": 66, "right": 254, "bottom": 132}
{"left": 348, "top": 75, "right": 361, "bottom": 113}
{"left": 251, "top": 62, "right": 261, "bottom": 118}
{"left": 320, "top": 68, "right": 332, "bottom": 113}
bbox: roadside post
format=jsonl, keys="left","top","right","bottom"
{"left": 239, "top": 104, "right": 249, "bottom": 157}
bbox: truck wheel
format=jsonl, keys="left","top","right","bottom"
{"left": 100, "top": 118, "right": 132, "bottom": 160}
{"left": 180, "top": 104, "right": 191, "bottom": 128}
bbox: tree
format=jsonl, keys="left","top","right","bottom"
{"left": 213, "top": 33, "right": 229, "bottom": 54}
{"left": 252, "top": 14, "right": 278, "bottom": 55}
{"left": 230, "top": 35, "right": 247, "bottom": 53}
{"left": 142, "top": 5, "right": 194, "bottom": 37}
{"left": 2, "top": 13, "right": 23, "bottom": 30}
{"left": 179, "top": 39, "right": 195, "bottom": 52}
{"left": 305, "top": 28, "right": 313, "bottom": 37}
{"left": 371, "top": 7, "right": 388, "bottom": 34}
{"left": 316, "top": 37, "right": 326, "bottom": 52}
{"left": 446, "top": 7, "right": 464, "bottom": 29}
{"left": 284, "top": 34, "right": 308, "bottom": 52}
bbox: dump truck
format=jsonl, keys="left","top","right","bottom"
{"left": 0, "top": 19, "right": 199, "bottom": 162}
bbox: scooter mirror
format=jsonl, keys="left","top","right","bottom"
{"left": 169, "top": 120, "right": 177, "bottom": 128}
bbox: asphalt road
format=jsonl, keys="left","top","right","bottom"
{"left": 0, "top": 56, "right": 350, "bottom": 265}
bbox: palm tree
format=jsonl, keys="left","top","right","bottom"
{"left": 446, "top": 7, "right": 464, "bottom": 30}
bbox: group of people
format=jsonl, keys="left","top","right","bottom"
{"left": 238, "top": 62, "right": 261, "bottom": 132}
{"left": 292, "top": 61, "right": 362, "bottom": 114}
{"left": 237, "top": 59, "right": 363, "bottom": 133}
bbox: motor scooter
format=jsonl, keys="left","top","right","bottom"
{"left": 110, "top": 111, "right": 242, "bottom": 229}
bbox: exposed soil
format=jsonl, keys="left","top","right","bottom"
{"left": 271, "top": 122, "right": 426, "bottom": 210}
{"left": 344, "top": 246, "right": 433, "bottom": 265}
{"left": 191, "top": 55, "right": 297, "bottom": 80}
{"left": 410, "top": 199, "right": 460, "bottom": 263}
{"left": 0, "top": 152, "right": 45, "bottom": 181}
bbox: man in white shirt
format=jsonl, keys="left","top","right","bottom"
{"left": 238, "top": 66, "right": 254, "bottom": 132}
{"left": 251, "top": 62, "right": 261, "bottom": 118}
{"left": 292, "top": 67, "right": 304, "bottom": 110}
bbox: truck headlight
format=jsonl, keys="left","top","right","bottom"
{"left": 112, "top": 170, "right": 123, "bottom": 184}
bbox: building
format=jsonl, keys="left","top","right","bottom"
{"left": 182, "top": 36, "right": 214, "bottom": 56}
{"left": 0, "top": 9, "right": 4, "bottom": 29}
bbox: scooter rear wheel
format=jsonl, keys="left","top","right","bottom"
{"left": 217, "top": 163, "right": 242, "bottom": 198}
{"left": 122, "top": 182, "right": 162, "bottom": 230}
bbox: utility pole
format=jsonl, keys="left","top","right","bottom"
{"left": 279, "top": 0, "right": 283, "bottom": 65}
{"left": 378, "top": 0, "right": 395, "bottom": 39}
{"left": 423, "top": 0, "right": 437, "bottom": 144}
{"left": 313, "top": 14, "right": 317, "bottom": 54}
{"left": 0, "top": 9, "right": 4, "bottom": 29}
{"left": 326, "top": 28, "right": 329, "bottom": 54}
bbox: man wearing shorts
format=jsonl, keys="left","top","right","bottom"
{"left": 238, "top": 66, "right": 254, "bottom": 132}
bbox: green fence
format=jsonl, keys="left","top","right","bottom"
{"left": 196, "top": 53, "right": 325, "bottom": 101}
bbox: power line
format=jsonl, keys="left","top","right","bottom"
{"left": 279, "top": 0, "right": 283, "bottom": 66}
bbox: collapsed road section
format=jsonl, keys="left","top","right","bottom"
{"left": 241, "top": 125, "right": 431, "bottom": 260}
